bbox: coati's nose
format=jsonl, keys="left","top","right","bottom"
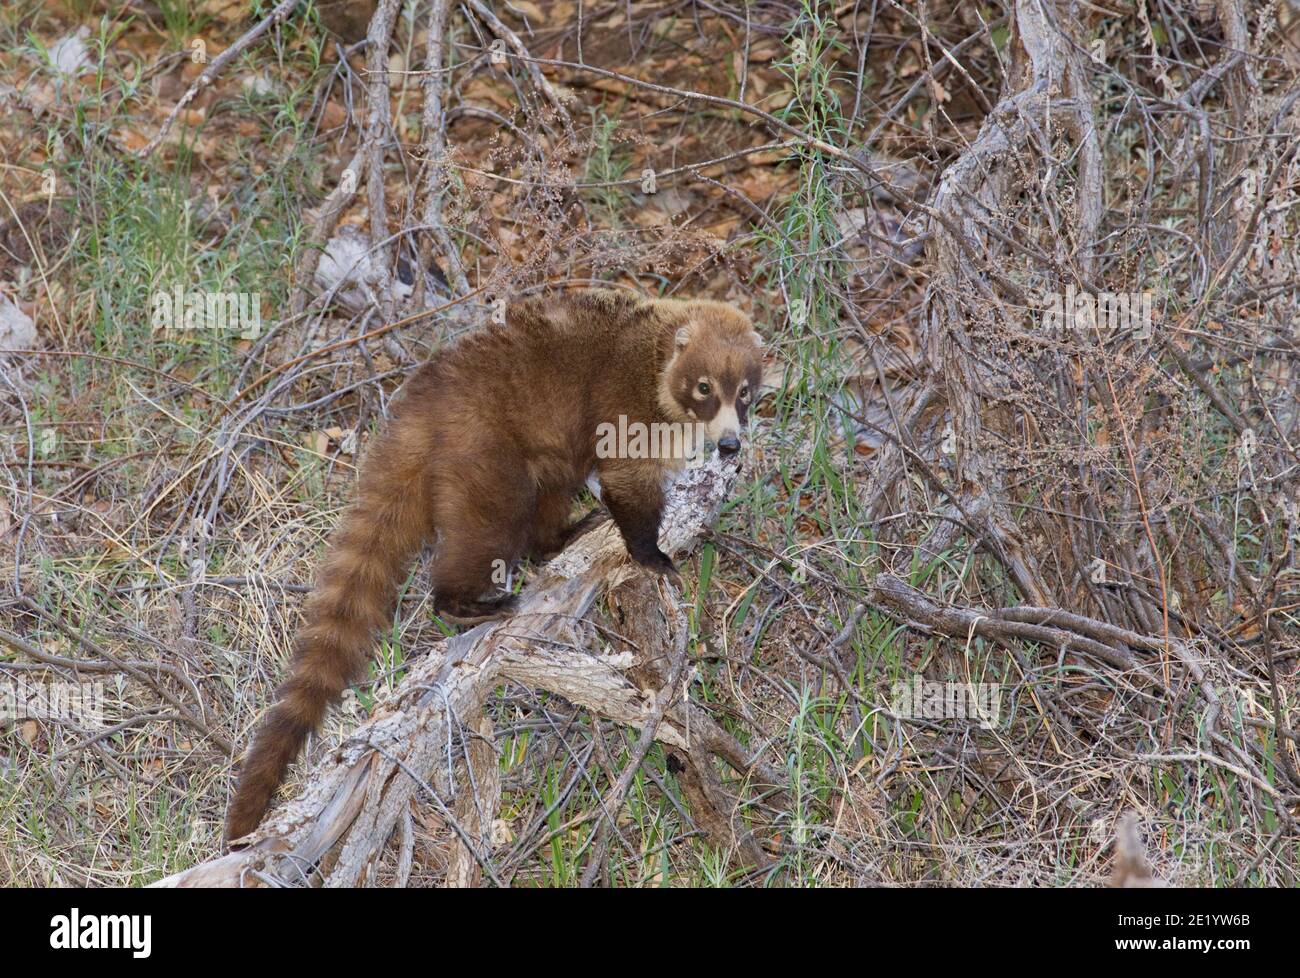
{"left": 718, "top": 435, "right": 741, "bottom": 456}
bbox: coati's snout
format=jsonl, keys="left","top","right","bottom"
{"left": 702, "top": 394, "right": 745, "bottom": 456}
{"left": 660, "top": 302, "right": 764, "bottom": 457}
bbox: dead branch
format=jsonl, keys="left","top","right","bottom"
{"left": 150, "top": 455, "right": 779, "bottom": 887}
{"left": 613, "top": 573, "right": 774, "bottom": 871}
{"left": 289, "top": 146, "right": 364, "bottom": 317}
{"left": 138, "top": 0, "right": 302, "bottom": 158}
{"left": 868, "top": 573, "right": 1300, "bottom": 817}
{"left": 416, "top": 0, "right": 471, "bottom": 298}
{"left": 464, "top": 0, "right": 574, "bottom": 141}
{"left": 869, "top": 574, "right": 1155, "bottom": 679}
{"left": 445, "top": 715, "right": 499, "bottom": 888}
{"left": 359, "top": 0, "right": 403, "bottom": 322}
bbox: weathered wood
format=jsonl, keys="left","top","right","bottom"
{"left": 153, "top": 454, "right": 768, "bottom": 886}
{"left": 613, "top": 573, "right": 774, "bottom": 872}
{"left": 445, "top": 715, "right": 499, "bottom": 888}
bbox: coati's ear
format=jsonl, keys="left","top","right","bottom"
{"left": 749, "top": 330, "right": 764, "bottom": 349}
{"left": 674, "top": 324, "right": 694, "bottom": 350}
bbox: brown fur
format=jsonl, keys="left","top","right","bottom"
{"left": 225, "top": 291, "right": 762, "bottom": 842}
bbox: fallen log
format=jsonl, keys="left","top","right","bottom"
{"left": 153, "top": 453, "right": 780, "bottom": 887}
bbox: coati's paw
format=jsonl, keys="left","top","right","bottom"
{"left": 633, "top": 547, "right": 681, "bottom": 585}
{"left": 436, "top": 593, "right": 518, "bottom": 626}
{"left": 535, "top": 508, "right": 609, "bottom": 559}
{"left": 560, "top": 508, "right": 610, "bottom": 547}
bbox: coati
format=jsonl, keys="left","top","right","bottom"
{"left": 225, "top": 290, "right": 764, "bottom": 841}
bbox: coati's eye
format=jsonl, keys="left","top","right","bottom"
{"left": 739, "top": 384, "right": 750, "bottom": 402}
{"left": 696, "top": 381, "right": 711, "bottom": 397}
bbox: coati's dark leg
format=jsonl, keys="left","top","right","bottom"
{"left": 431, "top": 469, "right": 531, "bottom": 622}
{"left": 530, "top": 493, "right": 610, "bottom": 561}
{"left": 528, "top": 489, "right": 575, "bottom": 559}
{"left": 556, "top": 507, "right": 608, "bottom": 550}
{"left": 596, "top": 460, "right": 677, "bottom": 579}
{"left": 431, "top": 539, "right": 520, "bottom": 622}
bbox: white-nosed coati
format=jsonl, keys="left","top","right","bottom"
{"left": 226, "top": 291, "right": 763, "bottom": 842}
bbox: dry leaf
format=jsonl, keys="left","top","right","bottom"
{"left": 510, "top": 1, "right": 545, "bottom": 19}
{"left": 116, "top": 129, "right": 150, "bottom": 152}
{"left": 305, "top": 431, "right": 330, "bottom": 456}
{"left": 320, "top": 100, "right": 348, "bottom": 129}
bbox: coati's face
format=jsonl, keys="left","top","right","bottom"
{"left": 659, "top": 302, "right": 764, "bottom": 457}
